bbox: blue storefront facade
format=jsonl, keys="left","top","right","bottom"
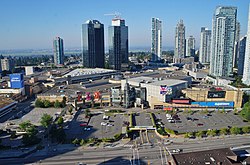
{"left": 191, "top": 101, "right": 234, "bottom": 109}
{"left": 10, "top": 73, "right": 24, "bottom": 89}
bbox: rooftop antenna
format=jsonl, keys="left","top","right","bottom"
{"left": 104, "top": 12, "right": 121, "bottom": 19}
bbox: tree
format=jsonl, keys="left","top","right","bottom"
{"left": 72, "top": 138, "right": 79, "bottom": 145}
{"left": 54, "top": 100, "right": 61, "bottom": 108}
{"left": 184, "top": 133, "right": 189, "bottom": 138}
{"left": 240, "top": 101, "right": 250, "bottom": 121}
{"left": 40, "top": 113, "right": 53, "bottom": 128}
{"left": 242, "top": 126, "right": 250, "bottom": 133}
{"left": 61, "top": 97, "right": 67, "bottom": 107}
{"left": 35, "top": 99, "right": 44, "bottom": 108}
{"left": 220, "top": 128, "right": 228, "bottom": 135}
{"left": 206, "top": 129, "right": 218, "bottom": 137}
{"left": 43, "top": 100, "right": 51, "bottom": 108}
{"left": 19, "top": 121, "right": 32, "bottom": 131}
{"left": 196, "top": 130, "right": 206, "bottom": 138}
{"left": 230, "top": 127, "right": 242, "bottom": 135}
{"left": 56, "top": 116, "right": 64, "bottom": 127}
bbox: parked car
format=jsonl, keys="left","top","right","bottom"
{"left": 101, "top": 122, "right": 107, "bottom": 126}
{"left": 80, "top": 123, "right": 88, "bottom": 127}
{"left": 172, "top": 149, "right": 182, "bottom": 153}
{"left": 197, "top": 123, "right": 204, "bottom": 126}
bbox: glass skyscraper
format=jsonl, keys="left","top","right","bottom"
{"left": 108, "top": 18, "right": 128, "bottom": 70}
{"left": 210, "top": 6, "right": 237, "bottom": 77}
{"left": 151, "top": 18, "right": 162, "bottom": 61}
{"left": 186, "top": 36, "right": 195, "bottom": 57}
{"left": 53, "top": 37, "right": 64, "bottom": 65}
{"left": 199, "top": 27, "right": 211, "bottom": 64}
{"left": 82, "top": 20, "right": 104, "bottom": 68}
{"left": 242, "top": 6, "right": 250, "bottom": 85}
{"left": 237, "top": 36, "right": 247, "bottom": 76}
{"left": 174, "top": 20, "right": 185, "bottom": 63}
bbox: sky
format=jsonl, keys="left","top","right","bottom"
{"left": 0, "top": 0, "right": 249, "bottom": 50}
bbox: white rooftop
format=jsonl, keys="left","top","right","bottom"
{"left": 63, "top": 68, "right": 116, "bottom": 77}
{"left": 127, "top": 76, "right": 187, "bottom": 87}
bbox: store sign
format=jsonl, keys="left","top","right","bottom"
{"left": 207, "top": 91, "right": 226, "bottom": 98}
{"left": 191, "top": 101, "right": 234, "bottom": 107}
{"left": 160, "top": 85, "right": 172, "bottom": 95}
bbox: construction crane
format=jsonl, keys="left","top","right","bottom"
{"left": 104, "top": 12, "right": 121, "bottom": 19}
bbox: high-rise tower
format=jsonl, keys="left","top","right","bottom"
{"left": 242, "top": 6, "right": 250, "bottom": 85}
{"left": 199, "top": 27, "right": 211, "bottom": 64}
{"left": 209, "top": 6, "right": 237, "bottom": 77}
{"left": 82, "top": 20, "right": 104, "bottom": 68}
{"left": 237, "top": 36, "right": 247, "bottom": 75}
{"left": 174, "top": 20, "right": 185, "bottom": 63}
{"left": 53, "top": 37, "right": 64, "bottom": 65}
{"left": 108, "top": 18, "right": 128, "bottom": 70}
{"left": 186, "top": 36, "right": 195, "bottom": 57}
{"left": 151, "top": 18, "right": 162, "bottom": 61}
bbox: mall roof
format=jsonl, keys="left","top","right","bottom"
{"left": 63, "top": 68, "right": 116, "bottom": 78}
{"left": 126, "top": 76, "right": 187, "bottom": 87}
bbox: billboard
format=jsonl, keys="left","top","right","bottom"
{"left": 207, "top": 91, "right": 226, "bottom": 98}
{"left": 191, "top": 101, "right": 234, "bottom": 107}
{"left": 10, "top": 73, "right": 24, "bottom": 89}
{"left": 160, "top": 85, "right": 172, "bottom": 95}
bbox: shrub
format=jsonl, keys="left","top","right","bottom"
{"left": 220, "top": 128, "right": 229, "bottom": 135}
{"left": 164, "top": 128, "right": 175, "bottom": 135}
{"left": 230, "top": 127, "right": 242, "bottom": 135}
{"left": 72, "top": 138, "right": 80, "bottom": 145}
{"left": 242, "top": 126, "right": 250, "bottom": 133}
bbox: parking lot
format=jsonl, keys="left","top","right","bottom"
{"left": 0, "top": 107, "right": 61, "bottom": 129}
{"left": 155, "top": 111, "right": 249, "bottom": 133}
{"left": 134, "top": 112, "right": 153, "bottom": 127}
{"left": 65, "top": 110, "right": 124, "bottom": 140}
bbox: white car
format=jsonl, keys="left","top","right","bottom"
{"left": 168, "top": 119, "right": 174, "bottom": 123}
{"left": 107, "top": 124, "right": 114, "bottom": 127}
{"left": 101, "top": 122, "right": 107, "bottom": 126}
{"left": 172, "top": 149, "right": 182, "bottom": 153}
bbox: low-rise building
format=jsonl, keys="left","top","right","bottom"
{"left": 121, "top": 76, "right": 188, "bottom": 109}
{"left": 182, "top": 86, "right": 243, "bottom": 108}
{"left": 172, "top": 148, "right": 250, "bottom": 165}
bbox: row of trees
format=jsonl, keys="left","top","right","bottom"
{"left": 18, "top": 112, "right": 66, "bottom": 146}
{"left": 72, "top": 133, "right": 123, "bottom": 146}
{"left": 35, "top": 98, "right": 66, "bottom": 108}
{"left": 184, "top": 126, "right": 250, "bottom": 138}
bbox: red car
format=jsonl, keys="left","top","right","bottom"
{"left": 80, "top": 123, "right": 88, "bottom": 127}
{"left": 197, "top": 123, "right": 204, "bottom": 126}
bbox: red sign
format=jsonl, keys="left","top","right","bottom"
{"left": 172, "top": 99, "right": 190, "bottom": 104}
{"left": 94, "top": 91, "right": 101, "bottom": 100}
{"left": 164, "top": 107, "right": 173, "bottom": 111}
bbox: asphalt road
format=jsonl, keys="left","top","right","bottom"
{"left": 1, "top": 135, "right": 249, "bottom": 165}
